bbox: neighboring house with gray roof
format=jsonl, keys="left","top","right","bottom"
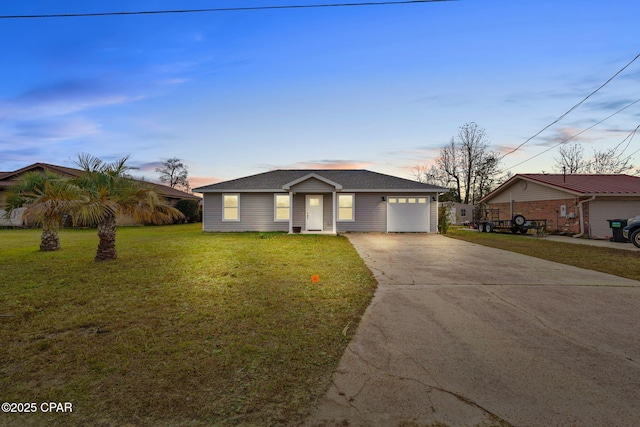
{"left": 194, "top": 169, "right": 447, "bottom": 233}
{"left": 0, "top": 162, "right": 200, "bottom": 226}
{"left": 0, "top": 162, "right": 199, "bottom": 207}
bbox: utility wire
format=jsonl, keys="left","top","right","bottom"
{"left": 0, "top": 0, "right": 456, "bottom": 19}
{"left": 578, "top": 124, "right": 640, "bottom": 172}
{"left": 500, "top": 52, "right": 640, "bottom": 159}
{"left": 502, "top": 97, "right": 640, "bottom": 172}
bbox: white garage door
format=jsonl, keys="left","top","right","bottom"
{"left": 589, "top": 200, "right": 640, "bottom": 239}
{"left": 387, "top": 196, "right": 430, "bottom": 232}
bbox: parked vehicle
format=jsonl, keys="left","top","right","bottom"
{"left": 622, "top": 215, "right": 640, "bottom": 248}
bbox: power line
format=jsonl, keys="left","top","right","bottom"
{"left": 502, "top": 97, "right": 640, "bottom": 172}
{"left": 500, "top": 52, "right": 640, "bottom": 159}
{"left": 0, "top": 0, "right": 456, "bottom": 19}
{"left": 618, "top": 126, "right": 640, "bottom": 162}
{"left": 579, "top": 124, "right": 640, "bottom": 172}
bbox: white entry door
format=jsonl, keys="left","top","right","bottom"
{"left": 306, "top": 195, "right": 323, "bottom": 231}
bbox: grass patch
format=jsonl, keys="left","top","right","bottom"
{"left": 445, "top": 227, "right": 640, "bottom": 281}
{"left": 0, "top": 224, "right": 376, "bottom": 426}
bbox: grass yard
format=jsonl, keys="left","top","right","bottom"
{"left": 445, "top": 227, "right": 640, "bottom": 281}
{"left": 0, "top": 224, "right": 376, "bottom": 426}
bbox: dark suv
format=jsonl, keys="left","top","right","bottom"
{"left": 622, "top": 216, "right": 640, "bottom": 248}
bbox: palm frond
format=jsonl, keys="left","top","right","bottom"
{"left": 75, "top": 153, "right": 105, "bottom": 173}
{"left": 104, "top": 155, "right": 137, "bottom": 177}
{"left": 4, "top": 170, "right": 85, "bottom": 229}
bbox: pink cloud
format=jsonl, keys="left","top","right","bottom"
{"left": 188, "top": 175, "right": 223, "bottom": 189}
{"left": 270, "top": 160, "right": 373, "bottom": 170}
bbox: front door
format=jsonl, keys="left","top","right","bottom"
{"left": 306, "top": 195, "right": 323, "bottom": 231}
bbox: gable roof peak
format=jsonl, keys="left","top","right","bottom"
{"left": 282, "top": 172, "right": 343, "bottom": 190}
{"left": 481, "top": 173, "right": 640, "bottom": 201}
{"left": 194, "top": 168, "right": 447, "bottom": 192}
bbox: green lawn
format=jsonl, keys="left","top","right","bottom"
{"left": 0, "top": 224, "right": 376, "bottom": 426}
{"left": 445, "top": 227, "right": 640, "bottom": 281}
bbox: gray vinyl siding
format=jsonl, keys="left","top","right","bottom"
{"left": 203, "top": 191, "right": 440, "bottom": 233}
{"left": 490, "top": 179, "right": 572, "bottom": 203}
{"left": 292, "top": 194, "right": 305, "bottom": 230}
{"left": 336, "top": 193, "right": 439, "bottom": 233}
{"left": 322, "top": 194, "right": 334, "bottom": 230}
{"left": 202, "top": 193, "right": 288, "bottom": 232}
{"left": 589, "top": 199, "right": 640, "bottom": 239}
{"left": 290, "top": 178, "right": 335, "bottom": 193}
{"left": 337, "top": 193, "right": 387, "bottom": 232}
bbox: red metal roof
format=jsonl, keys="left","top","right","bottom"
{"left": 520, "top": 174, "right": 640, "bottom": 195}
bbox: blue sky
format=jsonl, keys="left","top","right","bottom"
{"left": 1, "top": 0, "right": 639, "bottom": 189}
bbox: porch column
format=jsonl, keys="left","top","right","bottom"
{"left": 332, "top": 191, "right": 337, "bottom": 234}
{"left": 289, "top": 192, "right": 293, "bottom": 234}
{"left": 435, "top": 193, "right": 440, "bottom": 233}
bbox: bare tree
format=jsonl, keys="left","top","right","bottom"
{"left": 156, "top": 157, "right": 190, "bottom": 192}
{"left": 587, "top": 147, "right": 634, "bottom": 174}
{"left": 553, "top": 142, "right": 634, "bottom": 174}
{"left": 437, "top": 138, "right": 463, "bottom": 201}
{"left": 456, "top": 122, "right": 498, "bottom": 204}
{"left": 412, "top": 162, "right": 460, "bottom": 202}
{"left": 554, "top": 142, "right": 585, "bottom": 174}
{"left": 411, "top": 163, "right": 429, "bottom": 183}
{"left": 412, "top": 163, "right": 448, "bottom": 187}
{"left": 417, "top": 122, "right": 501, "bottom": 204}
{"left": 473, "top": 152, "right": 501, "bottom": 203}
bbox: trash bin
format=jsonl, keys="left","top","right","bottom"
{"left": 607, "top": 219, "right": 629, "bottom": 242}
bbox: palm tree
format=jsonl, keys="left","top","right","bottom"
{"left": 3, "top": 170, "right": 84, "bottom": 251}
{"left": 72, "top": 154, "right": 184, "bottom": 261}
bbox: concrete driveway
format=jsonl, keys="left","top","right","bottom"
{"left": 306, "top": 233, "right": 640, "bottom": 427}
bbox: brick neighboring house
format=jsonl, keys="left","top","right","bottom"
{"left": 479, "top": 174, "right": 640, "bottom": 239}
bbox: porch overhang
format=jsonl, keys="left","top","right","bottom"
{"left": 282, "top": 173, "right": 343, "bottom": 191}
{"left": 285, "top": 189, "right": 338, "bottom": 235}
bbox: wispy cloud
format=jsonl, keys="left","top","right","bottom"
{"left": 494, "top": 144, "right": 522, "bottom": 155}
{"left": 0, "top": 79, "right": 143, "bottom": 121}
{"left": 261, "top": 160, "right": 373, "bottom": 170}
{"left": 158, "top": 78, "right": 190, "bottom": 86}
{"left": 189, "top": 176, "right": 223, "bottom": 189}
{"left": 13, "top": 117, "right": 101, "bottom": 141}
{"left": 535, "top": 126, "right": 629, "bottom": 147}
{"left": 585, "top": 98, "right": 639, "bottom": 112}
{"left": 384, "top": 146, "right": 441, "bottom": 159}
{"left": 135, "top": 161, "right": 164, "bottom": 172}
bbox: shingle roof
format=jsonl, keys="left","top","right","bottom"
{"left": 0, "top": 163, "right": 200, "bottom": 200}
{"left": 481, "top": 173, "right": 640, "bottom": 202}
{"left": 194, "top": 169, "right": 446, "bottom": 192}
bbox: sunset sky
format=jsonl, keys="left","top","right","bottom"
{"left": 1, "top": 0, "right": 639, "bottom": 188}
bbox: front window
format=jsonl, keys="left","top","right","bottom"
{"left": 337, "top": 194, "right": 354, "bottom": 221}
{"left": 274, "top": 194, "right": 290, "bottom": 221}
{"left": 223, "top": 194, "right": 239, "bottom": 221}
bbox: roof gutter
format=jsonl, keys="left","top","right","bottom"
{"left": 573, "top": 195, "right": 596, "bottom": 238}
